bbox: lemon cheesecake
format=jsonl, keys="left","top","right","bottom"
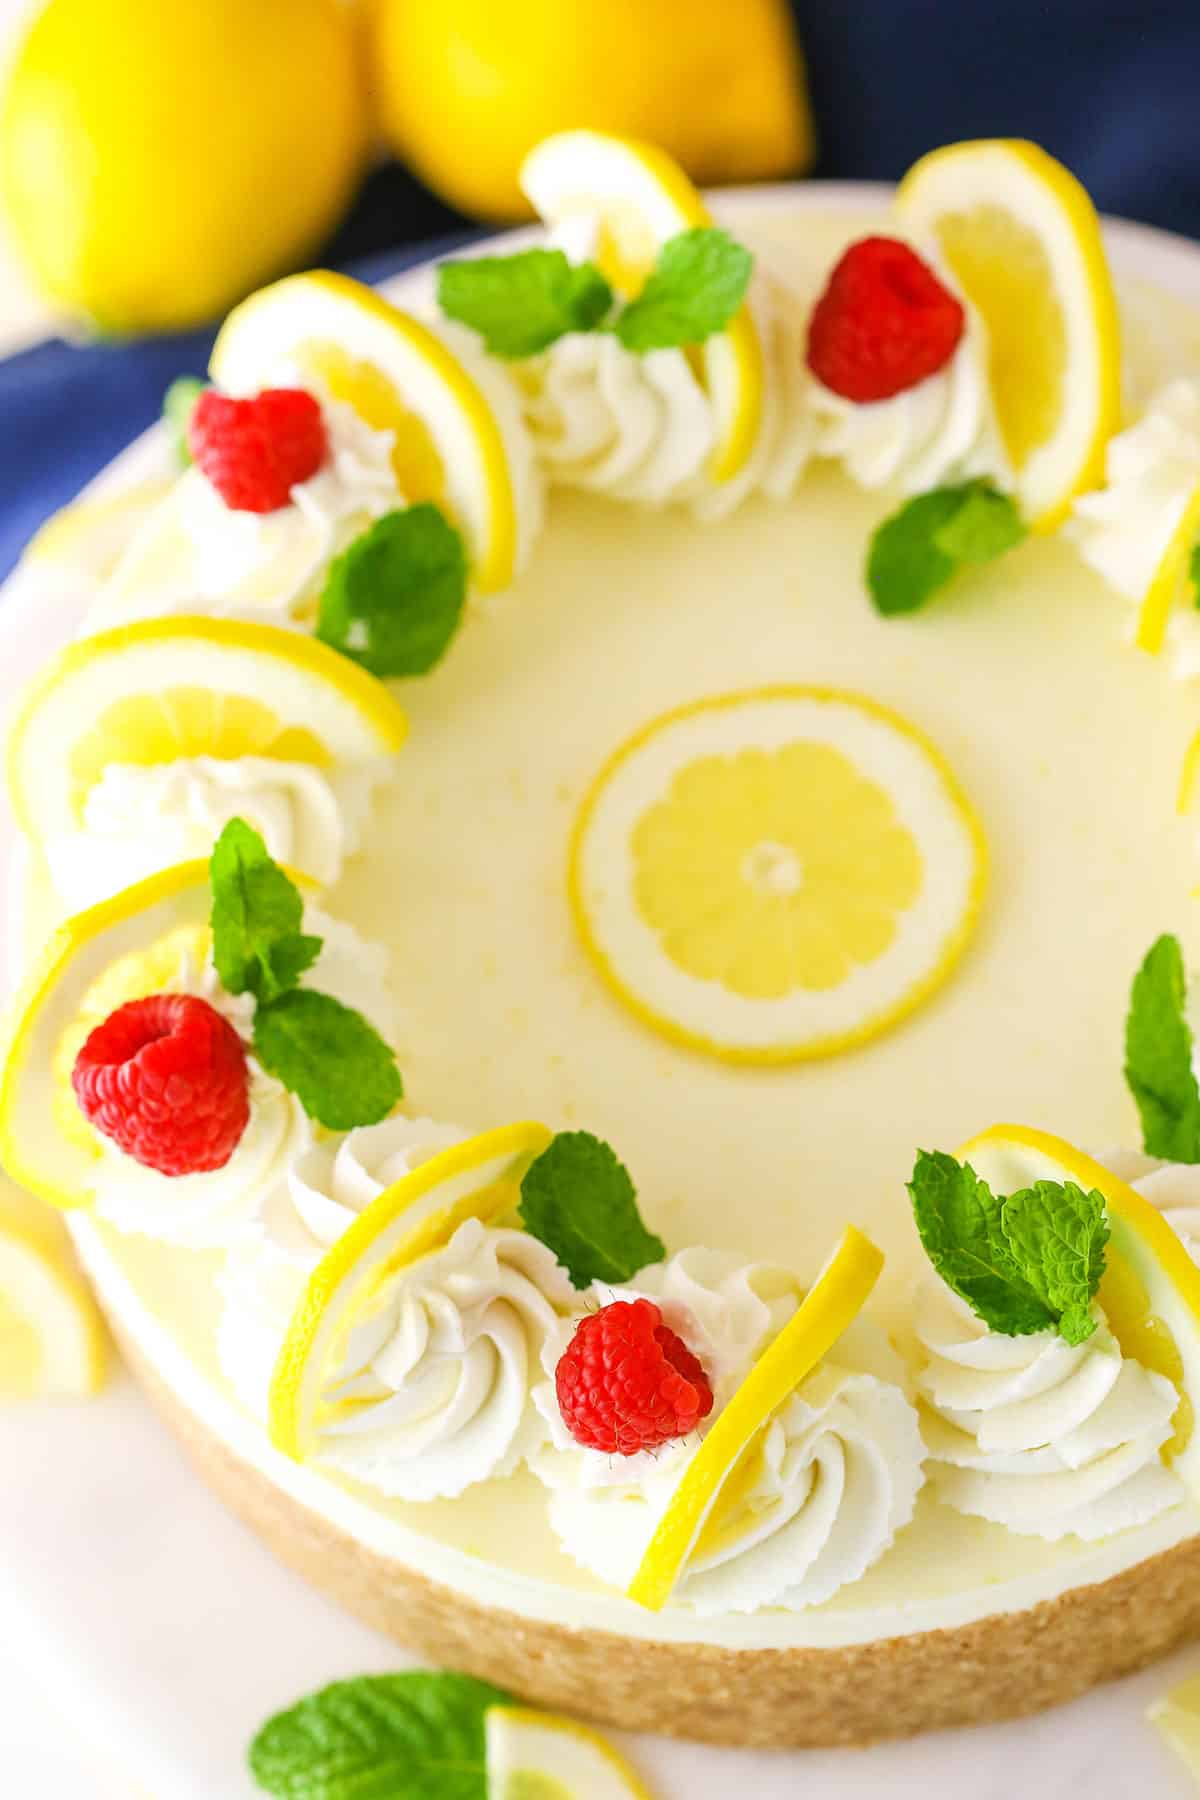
{"left": 7, "top": 133, "right": 1200, "bottom": 1751}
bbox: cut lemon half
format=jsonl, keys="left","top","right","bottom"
{"left": 0, "top": 1213, "right": 106, "bottom": 1399}
{"left": 268, "top": 1121, "right": 553, "bottom": 1461}
{"left": 7, "top": 614, "right": 407, "bottom": 847}
{"left": 1149, "top": 1672, "right": 1200, "bottom": 1783}
{"left": 627, "top": 1224, "right": 883, "bottom": 1611}
{"left": 485, "top": 1707, "right": 655, "bottom": 1800}
{"left": 1136, "top": 480, "right": 1200, "bottom": 657}
{"left": 896, "top": 138, "right": 1121, "bottom": 530}
{"left": 959, "top": 1124, "right": 1200, "bottom": 1489}
{"left": 210, "top": 269, "right": 521, "bottom": 592}
{"left": 0, "top": 859, "right": 291, "bottom": 1211}
{"left": 570, "top": 687, "right": 986, "bottom": 1064}
{"left": 520, "top": 129, "right": 764, "bottom": 483}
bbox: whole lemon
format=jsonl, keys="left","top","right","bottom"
{"left": 0, "top": 0, "right": 368, "bottom": 334}
{"left": 368, "top": 0, "right": 813, "bottom": 222}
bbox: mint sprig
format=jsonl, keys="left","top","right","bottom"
{"left": 909, "top": 1149, "right": 1107, "bottom": 1345}
{"left": 1190, "top": 541, "right": 1200, "bottom": 609}
{"left": 162, "top": 375, "right": 207, "bottom": 466}
{"left": 248, "top": 1670, "right": 515, "bottom": 1799}
{"left": 519, "top": 1130, "right": 666, "bottom": 1288}
{"left": 209, "top": 820, "right": 401, "bottom": 1131}
{"left": 437, "top": 248, "right": 613, "bottom": 357}
{"left": 437, "top": 226, "right": 753, "bottom": 359}
{"left": 867, "top": 480, "right": 1026, "bottom": 616}
{"left": 317, "top": 504, "right": 467, "bottom": 679}
{"left": 1125, "top": 933, "right": 1200, "bottom": 1162}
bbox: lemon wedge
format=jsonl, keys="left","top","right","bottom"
{"left": 896, "top": 138, "right": 1121, "bottom": 530}
{"left": 0, "top": 859, "right": 288, "bottom": 1210}
{"left": 570, "top": 687, "right": 986, "bottom": 1064}
{"left": 519, "top": 129, "right": 764, "bottom": 483}
{"left": 959, "top": 1124, "right": 1200, "bottom": 1490}
{"left": 0, "top": 1204, "right": 106, "bottom": 1399}
{"left": 210, "top": 269, "right": 523, "bottom": 592}
{"left": 485, "top": 1707, "right": 655, "bottom": 1800}
{"left": 626, "top": 1225, "right": 883, "bottom": 1611}
{"left": 1150, "top": 1672, "right": 1200, "bottom": 1784}
{"left": 268, "top": 1121, "right": 552, "bottom": 1461}
{"left": 7, "top": 615, "right": 408, "bottom": 850}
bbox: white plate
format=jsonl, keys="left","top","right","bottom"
{"left": 0, "top": 185, "right": 1197, "bottom": 1800}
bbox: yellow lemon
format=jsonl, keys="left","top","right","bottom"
{"left": 367, "top": 0, "right": 812, "bottom": 223}
{"left": 0, "top": 0, "right": 367, "bottom": 333}
{"left": 570, "top": 688, "right": 986, "bottom": 1064}
{"left": 485, "top": 1707, "right": 656, "bottom": 1800}
{"left": 0, "top": 1176, "right": 106, "bottom": 1398}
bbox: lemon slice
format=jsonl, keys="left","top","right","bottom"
{"left": 23, "top": 482, "right": 175, "bottom": 583}
{"left": 268, "top": 1121, "right": 552, "bottom": 1461}
{"left": 0, "top": 860, "right": 254, "bottom": 1210}
{"left": 626, "top": 1224, "right": 883, "bottom": 1611}
{"left": 519, "top": 129, "right": 764, "bottom": 483}
{"left": 485, "top": 1707, "right": 655, "bottom": 1800}
{"left": 210, "top": 269, "right": 522, "bottom": 592}
{"left": 1134, "top": 480, "right": 1200, "bottom": 657}
{"left": 0, "top": 1212, "right": 106, "bottom": 1399}
{"left": 7, "top": 614, "right": 407, "bottom": 848}
{"left": 959, "top": 1124, "right": 1200, "bottom": 1490}
{"left": 1150, "top": 1673, "right": 1200, "bottom": 1783}
{"left": 896, "top": 138, "right": 1121, "bottom": 530}
{"left": 570, "top": 687, "right": 986, "bottom": 1064}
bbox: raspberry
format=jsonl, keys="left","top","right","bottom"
{"left": 72, "top": 994, "right": 251, "bottom": 1177}
{"left": 555, "top": 1297, "right": 714, "bottom": 1456}
{"left": 187, "top": 387, "right": 327, "bottom": 513}
{"left": 806, "top": 236, "right": 966, "bottom": 403}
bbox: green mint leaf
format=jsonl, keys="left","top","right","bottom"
{"left": 1190, "top": 541, "right": 1200, "bottom": 608}
{"left": 437, "top": 249, "right": 613, "bottom": 357}
{"left": 519, "top": 1130, "right": 666, "bottom": 1288}
{"left": 163, "top": 376, "right": 206, "bottom": 466}
{"left": 253, "top": 989, "right": 402, "bottom": 1132}
{"left": 1000, "top": 1180, "right": 1108, "bottom": 1347}
{"left": 209, "top": 819, "right": 321, "bottom": 1005}
{"left": 248, "top": 1670, "right": 514, "bottom": 1799}
{"left": 931, "top": 483, "right": 1026, "bottom": 563}
{"left": 867, "top": 481, "right": 1026, "bottom": 617}
{"left": 908, "top": 1150, "right": 1055, "bottom": 1336}
{"left": 317, "top": 504, "right": 468, "bottom": 679}
{"left": 1125, "top": 933, "right": 1200, "bottom": 1161}
{"left": 614, "top": 227, "right": 753, "bottom": 352}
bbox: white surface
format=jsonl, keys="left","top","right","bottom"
{"left": 4, "top": 188, "right": 1200, "bottom": 1798}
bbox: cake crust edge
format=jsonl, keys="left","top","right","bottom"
{"left": 106, "top": 1303, "right": 1200, "bottom": 1748}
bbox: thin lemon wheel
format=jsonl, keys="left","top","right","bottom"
{"left": 520, "top": 129, "right": 764, "bottom": 482}
{"left": 6, "top": 614, "right": 407, "bottom": 848}
{"left": 22, "top": 482, "right": 175, "bottom": 582}
{"left": 627, "top": 1224, "right": 883, "bottom": 1611}
{"left": 896, "top": 138, "right": 1121, "bottom": 530}
{"left": 0, "top": 1206, "right": 106, "bottom": 1399}
{"left": 485, "top": 1707, "right": 656, "bottom": 1800}
{"left": 268, "top": 1121, "right": 553, "bottom": 1462}
{"left": 210, "top": 269, "right": 522, "bottom": 592}
{"left": 570, "top": 687, "right": 986, "bottom": 1064}
{"left": 1136, "top": 480, "right": 1200, "bottom": 657}
{"left": 959, "top": 1124, "right": 1200, "bottom": 1490}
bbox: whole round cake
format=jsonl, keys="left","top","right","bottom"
{"left": 6, "top": 131, "right": 1200, "bottom": 1752}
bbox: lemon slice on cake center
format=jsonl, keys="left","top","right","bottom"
{"left": 570, "top": 687, "right": 986, "bottom": 1063}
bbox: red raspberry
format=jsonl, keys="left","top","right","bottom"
{"left": 555, "top": 1297, "right": 714, "bottom": 1456}
{"left": 72, "top": 994, "right": 251, "bottom": 1178}
{"left": 187, "top": 387, "right": 327, "bottom": 513}
{"left": 806, "top": 235, "right": 966, "bottom": 403}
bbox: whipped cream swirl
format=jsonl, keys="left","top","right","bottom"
{"left": 811, "top": 279, "right": 1008, "bottom": 495}
{"left": 44, "top": 755, "right": 381, "bottom": 912}
{"left": 915, "top": 1278, "right": 1183, "bottom": 1540}
{"left": 1100, "top": 1149, "right": 1200, "bottom": 1264}
{"left": 1068, "top": 378, "right": 1200, "bottom": 674}
{"left": 531, "top": 1250, "right": 924, "bottom": 1611}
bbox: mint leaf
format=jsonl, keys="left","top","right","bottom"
{"left": 248, "top": 1670, "right": 514, "bottom": 1799}
{"left": 317, "top": 505, "right": 467, "bottom": 679}
{"left": 614, "top": 228, "right": 753, "bottom": 352}
{"left": 1190, "top": 540, "right": 1200, "bottom": 608}
{"left": 519, "top": 1130, "right": 665, "bottom": 1288}
{"left": 1001, "top": 1180, "right": 1107, "bottom": 1346}
{"left": 163, "top": 376, "right": 206, "bottom": 466}
{"left": 254, "top": 989, "right": 401, "bottom": 1131}
{"left": 908, "top": 1150, "right": 1054, "bottom": 1336}
{"left": 1125, "top": 933, "right": 1200, "bottom": 1161}
{"left": 437, "top": 249, "right": 613, "bottom": 357}
{"left": 867, "top": 481, "right": 1026, "bottom": 616}
{"left": 209, "top": 819, "right": 321, "bottom": 1005}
